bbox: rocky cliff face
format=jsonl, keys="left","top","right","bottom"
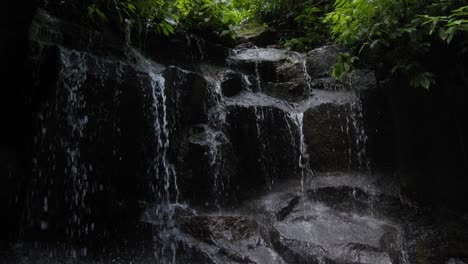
{"left": 1, "top": 8, "right": 468, "bottom": 264}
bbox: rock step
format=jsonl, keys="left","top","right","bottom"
{"left": 146, "top": 174, "right": 411, "bottom": 264}
{"left": 226, "top": 46, "right": 377, "bottom": 102}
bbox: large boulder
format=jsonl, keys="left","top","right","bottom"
{"left": 223, "top": 94, "right": 303, "bottom": 194}
{"left": 27, "top": 41, "right": 161, "bottom": 244}
{"left": 301, "top": 90, "right": 366, "bottom": 171}
{"left": 227, "top": 48, "right": 311, "bottom": 102}
{"left": 271, "top": 201, "right": 399, "bottom": 264}
{"left": 180, "top": 124, "right": 238, "bottom": 207}
{"left": 239, "top": 174, "right": 408, "bottom": 264}
{"left": 160, "top": 215, "right": 286, "bottom": 264}
{"left": 306, "top": 45, "right": 340, "bottom": 78}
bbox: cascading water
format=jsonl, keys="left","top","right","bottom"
{"left": 254, "top": 62, "right": 262, "bottom": 92}
{"left": 128, "top": 47, "right": 181, "bottom": 263}
{"left": 149, "top": 72, "right": 178, "bottom": 263}
{"left": 344, "top": 76, "right": 371, "bottom": 173}
{"left": 253, "top": 106, "right": 272, "bottom": 188}
{"left": 301, "top": 60, "right": 313, "bottom": 96}
{"left": 349, "top": 98, "right": 371, "bottom": 173}
{"left": 288, "top": 112, "right": 310, "bottom": 192}
{"left": 59, "top": 49, "right": 91, "bottom": 244}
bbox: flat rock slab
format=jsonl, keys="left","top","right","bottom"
{"left": 173, "top": 215, "right": 286, "bottom": 264}
{"left": 230, "top": 48, "right": 303, "bottom": 63}
{"left": 272, "top": 201, "right": 398, "bottom": 264}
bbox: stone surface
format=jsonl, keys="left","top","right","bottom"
{"left": 221, "top": 72, "right": 245, "bottom": 97}
{"left": 224, "top": 100, "right": 302, "bottom": 192}
{"left": 27, "top": 41, "right": 160, "bottom": 243}
{"left": 306, "top": 45, "right": 341, "bottom": 78}
{"left": 300, "top": 90, "right": 365, "bottom": 171}
{"left": 181, "top": 124, "right": 237, "bottom": 207}
{"left": 227, "top": 48, "right": 310, "bottom": 101}
{"left": 170, "top": 215, "right": 286, "bottom": 264}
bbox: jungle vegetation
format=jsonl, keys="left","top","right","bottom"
{"left": 41, "top": 0, "right": 468, "bottom": 88}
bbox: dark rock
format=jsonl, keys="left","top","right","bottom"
{"left": 271, "top": 199, "right": 399, "bottom": 264}
{"left": 227, "top": 48, "right": 312, "bottom": 102}
{"left": 307, "top": 70, "right": 377, "bottom": 92}
{"left": 29, "top": 9, "right": 128, "bottom": 60}
{"left": 236, "top": 27, "right": 280, "bottom": 47}
{"left": 306, "top": 45, "right": 341, "bottom": 78}
{"left": 130, "top": 27, "right": 231, "bottom": 67}
{"left": 306, "top": 186, "right": 410, "bottom": 220}
{"left": 165, "top": 66, "right": 216, "bottom": 128}
{"left": 221, "top": 72, "right": 244, "bottom": 97}
{"left": 26, "top": 41, "right": 159, "bottom": 245}
{"left": 180, "top": 124, "right": 237, "bottom": 207}
{"left": 224, "top": 101, "right": 302, "bottom": 194}
{"left": 227, "top": 48, "right": 304, "bottom": 84}
{"left": 244, "top": 190, "right": 302, "bottom": 225}
{"left": 173, "top": 215, "right": 285, "bottom": 264}
{"left": 276, "top": 196, "right": 301, "bottom": 221}
{"left": 263, "top": 81, "right": 309, "bottom": 102}
{"left": 349, "top": 70, "right": 377, "bottom": 91}
{"left": 302, "top": 91, "right": 359, "bottom": 171}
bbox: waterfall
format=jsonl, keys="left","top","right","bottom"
{"left": 254, "top": 106, "right": 271, "bottom": 188}
{"left": 59, "top": 49, "right": 91, "bottom": 242}
{"left": 301, "top": 60, "right": 313, "bottom": 95}
{"left": 254, "top": 61, "right": 262, "bottom": 91}
{"left": 289, "top": 112, "right": 310, "bottom": 192}
{"left": 129, "top": 49, "right": 180, "bottom": 263}
{"left": 345, "top": 76, "right": 371, "bottom": 173}
{"left": 149, "top": 72, "right": 178, "bottom": 263}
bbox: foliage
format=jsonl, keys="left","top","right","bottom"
{"left": 280, "top": 2, "right": 332, "bottom": 51}
{"left": 237, "top": 0, "right": 332, "bottom": 51}
{"left": 44, "top": 0, "right": 468, "bottom": 89}
{"left": 324, "top": 0, "right": 468, "bottom": 89}
{"left": 176, "top": 0, "right": 247, "bottom": 36}
{"left": 421, "top": 5, "right": 468, "bottom": 44}
{"left": 84, "top": 0, "right": 249, "bottom": 37}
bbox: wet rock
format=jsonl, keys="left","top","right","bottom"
{"left": 26, "top": 42, "right": 164, "bottom": 244}
{"left": 224, "top": 101, "right": 302, "bottom": 193}
{"left": 307, "top": 70, "right": 377, "bottom": 93}
{"left": 227, "top": 48, "right": 305, "bottom": 85}
{"left": 181, "top": 124, "right": 237, "bottom": 207}
{"left": 165, "top": 66, "right": 216, "bottom": 128}
{"left": 306, "top": 45, "right": 340, "bottom": 78}
{"left": 349, "top": 70, "right": 377, "bottom": 91}
{"left": 447, "top": 258, "right": 468, "bottom": 264}
{"left": 221, "top": 72, "right": 244, "bottom": 97}
{"left": 30, "top": 9, "right": 128, "bottom": 60}
{"left": 262, "top": 81, "right": 309, "bottom": 102}
{"left": 173, "top": 215, "right": 286, "bottom": 264}
{"left": 309, "top": 77, "right": 347, "bottom": 91}
{"left": 302, "top": 93, "right": 356, "bottom": 171}
{"left": 235, "top": 26, "right": 280, "bottom": 47}
{"left": 306, "top": 186, "right": 410, "bottom": 220}
{"left": 271, "top": 200, "right": 400, "bottom": 264}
